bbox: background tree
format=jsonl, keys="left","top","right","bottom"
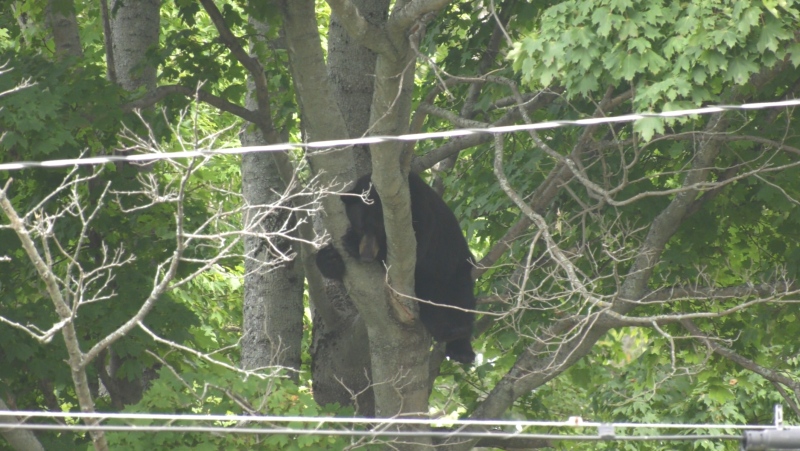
{"left": 2, "top": 0, "right": 800, "bottom": 450}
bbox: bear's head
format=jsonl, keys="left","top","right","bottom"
{"left": 342, "top": 177, "right": 387, "bottom": 263}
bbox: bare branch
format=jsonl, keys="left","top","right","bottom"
{"left": 122, "top": 85, "right": 261, "bottom": 124}
{"left": 138, "top": 323, "right": 292, "bottom": 380}
{"left": 682, "top": 318, "right": 800, "bottom": 392}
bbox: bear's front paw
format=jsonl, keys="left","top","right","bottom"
{"left": 315, "top": 245, "right": 346, "bottom": 280}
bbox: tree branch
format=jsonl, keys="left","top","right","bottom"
{"left": 681, "top": 318, "right": 800, "bottom": 392}
{"left": 642, "top": 281, "right": 795, "bottom": 304}
{"left": 0, "top": 177, "right": 108, "bottom": 451}
{"left": 388, "top": 0, "right": 452, "bottom": 36}
{"left": 411, "top": 90, "right": 562, "bottom": 172}
{"left": 325, "top": 0, "right": 396, "bottom": 55}
{"left": 122, "top": 85, "right": 261, "bottom": 124}
{"left": 83, "top": 160, "right": 193, "bottom": 364}
{"left": 473, "top": 89, "right": 629, "bottom": 277}
{"left": 198, "top": 0, "right": 278, "bottom": 142}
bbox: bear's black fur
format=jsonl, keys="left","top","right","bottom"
{"left": 315, "top": 172, "right": 476, "bottom": 364}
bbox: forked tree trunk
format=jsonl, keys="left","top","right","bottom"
{"left": 306, "top": 0, "right": 391, "bottom": 417}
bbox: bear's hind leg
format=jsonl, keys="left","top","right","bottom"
{"left": 445, "top": 338, "right": 475, "bottom": 364}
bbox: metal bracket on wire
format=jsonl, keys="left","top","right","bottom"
{"left": 598, "top": 423, "right": 615, "bottom": 440}
{"left": 567, "top": 416, "right": 615, "bottom": 440}
{"left": 740, "top": 405, "right": 800, "bottom": 451}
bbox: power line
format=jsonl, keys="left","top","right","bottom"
{"left": 0, "top": 410, "right": 782, "bottom": 429}
{"left": 0, "top": 98, "right": 798, "bottom": 172}
{"left": 0, "top": 424, "right": 743, "bottom": 442}
{"left": 0, "top": 410, "right": 765, "bottom": 441}
{"left": 0, "top": 411, "right": 790, "bottom": 432}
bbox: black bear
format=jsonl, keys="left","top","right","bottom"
{"left": 316, "top": 172, "right": 476, "bottom": 364}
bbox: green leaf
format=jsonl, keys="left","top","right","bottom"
{"left": 757, "top": 18, "right": 790, "bottom": 53}
{"left": 628, "top": 37, "right": 651, "bottom": 53}
{"left": 702, "top": 50, "right": 729, "bottom": 75}
{"left": 707, "top": 385, "right": 735, "bottom": 404}
{"left": 539, "top": 65, "right": 558, "bottom": 87}
{"left": 737, "top": 7, "right": 762, "bottom": 35}
{"left": 643, "top": 50, "right": 668, "bottom": 75}
{"left": 789, "top": 43, "right": 800, "bottom": 67}
{"left": 609, "top": 0, "right": 633, "bottom": 13}
{"left": 762, "top": 0, "right": 784, "bottom": 17}
{"left": 521, "top": 35, "right": 541, "bottom": 55}
{"left": 662, "top": 36, "right": 685, "bottom": 59}
{"left": 621, "top": 52, "right": 641, "bottom": 80}
{"left": 728, "top": 56, "right": 759, "bottom": 84}
{"left": 575, "top": 73, "right": 599, "bottom": 95}
{"left": 692, "top": 67, "right": 707, "bottom": 85}
{"left": 633, "top": 116, "right": 664, "bottom": 142}
{"left": 591, "top": 7, "right": 612, "bottom": 36}
{"left": 619, "top": 20, "right": 639, "bottom": 40}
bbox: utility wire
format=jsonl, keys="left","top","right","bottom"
{"left": 0, "top": 410, "right": 800, "bottom": 431}
{"left": 0, "top": 424, "right": 743, "bottom": 442}
{"left": 0, "top": 410, "right": 789, "bottom": 442}
{"left": 0, "top": 98, "right": 798, "bottom": 172}
{"left": 0, "top": 410, "right": 784, "bottom": 429}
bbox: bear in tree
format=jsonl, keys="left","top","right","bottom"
{"left": 315, "top": 172, "right": 476, "bottom": 364}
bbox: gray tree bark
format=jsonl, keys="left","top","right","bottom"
{"left": 303, "top": 0, "right": 392, "bottom": 417}
{"left": 109, "top": 0, "right": 160, "bottom": 91}
{"left": 327, "top": 0, "right": 389, "bottom": 175}
{"left": 0, "top": 397, "right": 45, "bottom": 451}
{"left": 45, "top": 0, "right": 83, "bottom": 59}
{"left": 240, "top": 147, "right": 304, "bottom": 373}
{"left": 309, "top": 286, "right": 374, "bottom": 414}
{"left": 239, "top": 17, "right": 304, "bottom": 372}
{"left": 340, "top": 2, "right": 446, "bottom": 428}
{"left": 101, "top": 0, "right": 162, "bottom": 408}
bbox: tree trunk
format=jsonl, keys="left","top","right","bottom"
{"left": 239, "top": 99, "right": 303, "bottom": 373}
{"left": 45, "top": 0, "right": 83, "bottom": 59}
{"left": 326, "top": 0, "right": 389, "bottom": 175}
{"left": 100, "top": 0, "right": 162, "bottom": 407}
{"left": 109, "top": 0, "right": 160, "bottom": 90}
{"left": 280, "top": 2, "right": 451, "bottom": 437}
{"left": 309, "top": 285, "right": 374, "bottom": 415}
{"left": 0, "top": 397, "right": 45, "bottom": 451}
{"left": 240, "top": 152, "right": 304, "bottom": 373}
{"left": 238, "top": 16, "right": 305, "bottom": 375}
{"left": 278, "top": 0, "right": 380, "bottom": 415}
{"left": 361, "top": 14, "right": 432, "bottom": 427}
{"left": 303, "top": 0, "right": 391, "bottom": 417}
